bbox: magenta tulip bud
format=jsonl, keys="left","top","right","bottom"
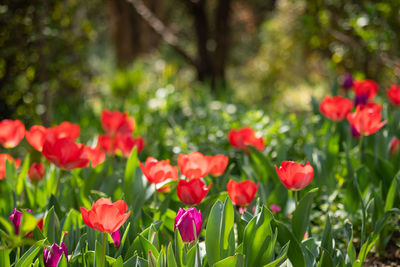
{"left": 9, "top": 208, "right": 22, "bottom": 235}
{"left": 111, "top": 230, "right": 121, "bottom": 248}
{"left": 269, "top": 204, "right": 281, "bottom": 213}
{"left": 43, "top": 242, "right": 68, "bottom": 267}
{"left": 350, "top": 125, "right": 361, "bottom": 138}
{"left": 9, "top": 208, "right": 32, "bottom": 235}
{"left": 174, "top": 208, "right": 202, "bottom": 243}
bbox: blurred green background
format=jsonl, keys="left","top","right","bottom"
{"left": 1, "top": 0, "right": 399, "bottom": 156}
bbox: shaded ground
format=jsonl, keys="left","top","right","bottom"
{"left": 364, "top": 242, "right": 400, "bottom": 267}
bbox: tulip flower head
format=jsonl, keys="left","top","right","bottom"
{"left": 84, "top": 146, "right": 106, "bottom": 168}
{"left": 80, "top": 198, "right": 131, "bottom": 233}
{"left": 275, "top": 161, "right": 314, "bottom": 191}
{"left": 319, "top": 95, "right": 353, "bottom": 121}
{"left": 177, "top": 179, "right": 211, "bottom": 206}
{"left": 50, "top": 122, "right": 80, "bottom": 141}
{"left": 42, "top": 137, "right": 89, "bottom": 170}
{"left": 28, "top": 163, "right": 45, "bottom": 183}
{"left": 347, "top": 103, "right": 386, "bottom": 136}
{"left": 386, "top": 85, "right": 400, "bottom": 107}
{"left": 174, "top": 208, "right": 202, "bottom": 243}
{"left": 101, "top": 109, "right": 135, "bottom": 135}
{"left": 25, "top": 125, "right": 48, "bottom": 151}
{"left": 228, "top": 126, "right": 265, "bottom": 152}
{"left": 0, "top": 119, "right": 25, "bottom": 148}
{"left": 0, "top": 154, "right": 20, "bottom": 179}
{"left": 140, "top": 157, "right": 178, "bottom": 184}
{"left": 43, "top": 242, "right": 68, "bottom": 267}
{"left": 207, "top": 154, "right": 229, "bottom": 176}
{"left": 178, "top": 152, "right": 209, "bottom": 180}
{"left": 389, "top": 137, "right": 400, "bottom": 157}
{"left": 353, "top": 80, "right": 378, "bottom": 106}
{"left": 227, "top": 179, "right": 258, "bottom": 207}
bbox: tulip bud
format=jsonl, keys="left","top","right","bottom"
{"left": 111, "top": 230, "right": 121, "bottom": 248}
{"left": 341, "top": 73, "right": 353, "bottom": 90}
{"left": 174, "top": 208, "right": 202, "bottom": 243}
{"left": 269, "top": 204, "right": 281, "bottom": 213}
{"left": 9, "top": 208, "right": 22, "bottom": 235}
{"left": 389, "top": 137, "right": 400, "bottom": 157}
{"left": 28, "top": 163, "right": 45, "bottom": 183}
{"left": 43, "top": 242, "right": 68, "bottom": 267}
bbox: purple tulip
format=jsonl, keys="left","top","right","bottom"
{"left": 174, "top": 208, "right": 202, "bottom": 243}
{"left": 342, "top": 73, "right": 354, "bottom": 90}
{"left": 354, "top": 94, "right": 368, "bottom": 107}
{"left": 351, "top": 125, "right": 361, "bottom": 138}
{"left": 9, "top": 209, "right": 22, "bottom": 235}
{"left": 43, "top": 242, "right": 68, "bottom": 267}
{"left": 111, "top": 230, "right": 121, "bottom": 248}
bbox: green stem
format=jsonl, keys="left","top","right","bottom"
{"left": 154, "top": 184, "right": 158, "bottom": 206}
{"left": 358, "top": 135, "right": 364, "bottom": 162}
{"left": 102, "top": 233, "right": 107, "bottom": 267}
{"left": 294, "top": 191, "right": 299, "bottom": 209}
{"left": 34, "top": 184, "right": 38, "bottom": 209}
{"left": 16, "top": 247, "right": 20, "bottom": 262}
{"left": 54, "top": 170, "right": 62, "bottom": 196}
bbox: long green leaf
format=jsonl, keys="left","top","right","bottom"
{"left": 292, "top": 188, "right": 318, "bottom": 241}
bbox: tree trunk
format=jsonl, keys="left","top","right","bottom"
{"left": 106, "top": 0, "right": 161, "bottom": 67}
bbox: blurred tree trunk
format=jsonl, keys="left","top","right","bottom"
{"left": 106, "top": 0, "right": 161, "bottom": 67}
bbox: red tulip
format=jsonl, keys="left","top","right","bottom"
{"left": 353, "top": 79, "right": 378, "bottom": 106}
{"left": 45, "top": 122, "right": 80, "bottom": 144}
{"left": 177, "top": 179, "right": 211, "bottom": 205}
{"left": 25, "top": 125, "right": 48, "bottom": 151}
{"left": 275, "top": 161, "right": 314, "bottom": 191}
{"left": 0, "top": 120, "right": 25, "bottom": 148}
{"left": 98, "top": 134, "right": 115, "bottom": 154}
{"left": 178, "top": 152, "right": 209, "bottom": 180}
{"left": 0, "top": 154, "right": 20, "bottom": 179}
{"left": 228, "top": 126, "right": 265, "bottom": 152}
{"left": 207, "top": 155, "right": 229, "bottom": 176}
{"left": 28, "top": 163, "right": 45, "bottom": 183}
{"left": 84, "top": 146, "right": 106, "bottom": 168}
{"left": 319, "top": 95, "right": 353, "bottom": 121}
{"left": 227, "top": 179, "right": 258, "bottom": 207}
{"left": 42, "top": 138, "right": 89, "bottom": 170}
{"left": 80, "top": 198, "right": 131, "bottom": 233}
{"left": 101, "top": 109, "right": 135, "bottom": 135}
{"left": 386, "top": 85, "right": 400, "bottom": 106}
{"left": 389, "top": 137, "right": 400, "bottom": 157}
{"left": 140, "top": 157, "right": 178, "bottom": 184}
{"left": 347, "top": 103, "right": 386, "bottom": 136}
{"left": 114, "top": 134, "right": 144, "bottom": 157}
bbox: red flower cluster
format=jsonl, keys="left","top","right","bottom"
{"left": 175, "top": 152, "right": 229, "bottom": 205}
{"left": 319, "top": 96, "right": 353, "bottom": 121}
{"left": 98, "top": 110, "right": 144, "bottom": 157}
{"left": 228, "top": 126, "right": 265, "bottom": 152}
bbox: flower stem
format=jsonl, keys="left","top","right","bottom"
{"left": 358, "top": 135, "right": 364, "bottom": 162}
{"left": 16, "top": 247, "right": 20, "bottom": 262}
{"left": 54, "top": 170, "right": 62, "bottom": 196}
{"left": 153, "top": 184, "right": 158, "bottom": 206}
{"left": 102, "top": 233, "right": 107, "bottom": 267}
{"left": 294, "top": 191, "right": 299, "bottom": 209}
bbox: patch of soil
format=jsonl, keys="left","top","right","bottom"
{"left": 364, "top": 242, "right": 400, "bottom": 267}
